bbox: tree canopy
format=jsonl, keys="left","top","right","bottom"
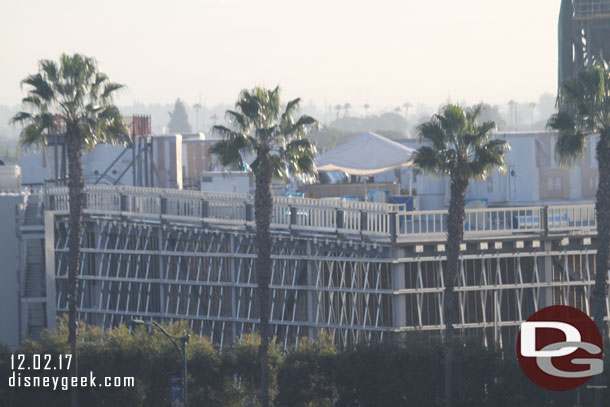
{"left": 167, "top": 98, "right": 192, "bottom": 134}
{"left": 210, "top": 86, "right": 317, "bottom": 179}
{"left": 10, "top": 53, "right": 128, "bottom": 149}
{"left": 413, "top": 104, "right": 509, "bottom": 181}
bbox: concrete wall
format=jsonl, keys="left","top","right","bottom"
{"left": 19, "top": 147, "right": 48, "bottom": 186}
{"left": 0, "top": 194, "right": 24, "bottom": 348}
{"left": 200, "top": 171, "right": 254, "bottom": 194}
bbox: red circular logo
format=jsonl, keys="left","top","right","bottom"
{"left": 516, "top": 305, "right": 603, "bottom": 391}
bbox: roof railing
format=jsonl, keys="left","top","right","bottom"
{"left": 44, "top": 185, "right": 597, "bottom": 240}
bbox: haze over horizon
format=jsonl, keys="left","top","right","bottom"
{"left": 1, "top": 0, "right": 560, "bottom": 109}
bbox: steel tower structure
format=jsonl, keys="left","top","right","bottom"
{"left": 559, "top": 0, "right": 610, "bottom": 85}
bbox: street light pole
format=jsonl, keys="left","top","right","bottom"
{"left": 129, "top": 319, "right": 190, "bottom": 407}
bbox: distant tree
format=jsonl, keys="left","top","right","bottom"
{"left": 508, "top": 100, "right": 517, "bottom": 130}
{"left": 343, "top": 103, "right": 351, "bottom": 118}
{"left": 478, "top": 104, "right": 506, "bottom": 130}
{"left": 193, "top": 103, "right": 202, "bottom": 132}
{"left": 537, "top": 92, "right": 557, "bottom": 123}
{"left": 528, "top": 102, "right": 536, "bottom": 129}
{"left": 403, "top": 102, "right": 412, "bottom": 120}
{"left": 168, "top": 98, "right": 192, "bottom": 133}
{"left": 363, "top": 104, "right": 370, "bottom": 117}
{"left": 334, "top": 104, "right": 342, "bottom": 120}
{"left": 413, "top": 105, "right": 508, "bottom": 407}
{"left": 210, "top": 114, "right": 218, "bottom": 126}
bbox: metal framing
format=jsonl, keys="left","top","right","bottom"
{"left": 52, "top": 218, "right": 393, "bottom": 349}
{"left": 41, "top": 185, "right": 610, "bottom": 348}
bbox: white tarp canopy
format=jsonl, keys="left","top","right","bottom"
{"left": 316, "top": 132, "right": 415, "bottom": 175}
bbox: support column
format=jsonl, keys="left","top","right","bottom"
{"left": 230, "top": 234, "right": 237, "bottom": 340}
{"left": 306, "top": 240, "right": 315, "bottom": 339}
{"left": 391, "top": 247, "right": 407, "bottom": 334}
{"left": 541, "top": 240, "right": 554, "bottom": 307}
{"left": 158, "top": 226, "right": 165, "bottom": 314}
{"left": 44, "top": 211, "right": 57, "bottom": 331}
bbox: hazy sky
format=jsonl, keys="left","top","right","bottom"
{"left": 1, "top": 0, "right": 560, "bottom": 109}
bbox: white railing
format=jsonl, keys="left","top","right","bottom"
{"left": 547, "top": 204, "right": 597, "bottom": 232}
{"left": 45, "top": 185, "right": 598, "bottom": 240}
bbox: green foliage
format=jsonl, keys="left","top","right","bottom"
{"left": 548, "top": 61, "right": 610, "bottom": 165}
{"left": 413, "top": 104, "right": 509, "bottom": 182}
{"left": 10, "top": 53, "right": 129, "bottom": 150}
{"left": 334, "top": 339, "right": 444, "bottom": 407}
{"left": 276, "top": 336, "right": 336, "bottom": 407}
{"left": 210, "top": 86, "right": 318, "bottom": 179}
{"left": 223, "top": 333, "right": 284, "bottom": 406}
{"left": 477, "top": 104, "right": 506, "bottom": 130}
{"left": 167, "top": 98, "right": 192, "bottom": 134}
{"left": 2, "top": 323, "right": 609, "bottom": 407}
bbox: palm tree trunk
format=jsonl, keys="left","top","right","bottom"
{"left": 593, "top": 132, "right": 610, "bottom": 407}
{"left": 444, "top": 177, "right": 468, "bottom": 407}
{"left": 255, "top": 148, "right": 273, "bottom": 407}
{"left": 66, "top": 128, "right": 83, "bottom": 407}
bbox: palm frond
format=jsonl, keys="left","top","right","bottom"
{"left": 281, "top": 115, "right": 318, "bottom": 140}
{"left": 39, "top": 60, "right": 58, "bottom": 83}
{"left": 280, "top": 97, "right": 302, "bottom": 129}
{"left": 101, "top": 82, "right": 125, "bottom": 101}
{"left": 412, "top": 146, "right": 444, "bottom": 175}
{"left": 280, "top": 138, "right": 316, "bottom": 175}
{"left": 552, "top": 61, "right": 610, "bottom": 164}
{"left": 555, "top": 128, "right": 587, "bottom": 166}
{"left": 417, "top": 121, "right": 448, "bottom": 150}
{"left": 14, "top": 53, "right": 127, "bottom": 152}
{"left": 269, "top": 154, "right": 286, "bottom": 179}
{"left": 21, "top": 73, "right": 54, "bottom": 102}
{"left": 95, "top": 105, "right": 129, "bottom": 145}
{"left": 225, "top": 110, "right": 249, "bottom": 132}
{"left": 415, "top": 103, "right": 507, "bottom": 182}
{"left": 469, "top": 139, "right": 509, "bottom": 179}
{"left": 10, "top": 111, "right": 34, "bottom": 125}
{"left": 211, "top": 86, "right": 317, "bottom": 179}
{"left": 19, "top": 123, "right": 47, "bottom": 147}
{"left": 209, "top": 138, "right": 247, "bottom": 170}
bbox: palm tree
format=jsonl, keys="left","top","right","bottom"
{"left": 528, "top": 102, "right": 536, "bottom": 130}
{"left": 193, "top": 102, "right": 202, "bottom": 132}
{"left": 343, "top": 102, "right": 351, "bottom": 118}
{"left": 403, "top": 102, "right": 412, "bottom": 120}
{"left": 334, "top": 104, "right": 342, "bottom": 120}
{"left": 210, "top": 86, "right": 317, "bottom": 407}
{"left": 548, "top": 61, "right": 610, "bottom": 407}
{"left": 363, "top": 103, "right": 370, "bottom": 117}
{"left": 413, "top": 104, "right": 508, "bottom": 407}
{"left": 508, "top": 99, "right": 518, "bottom": 130}
{"left": 11, "top": 54, "right": 127, "bottom": 407}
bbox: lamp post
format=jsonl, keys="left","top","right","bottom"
{"left": 129, "top": 319, "right": 190, "bottom": 407}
